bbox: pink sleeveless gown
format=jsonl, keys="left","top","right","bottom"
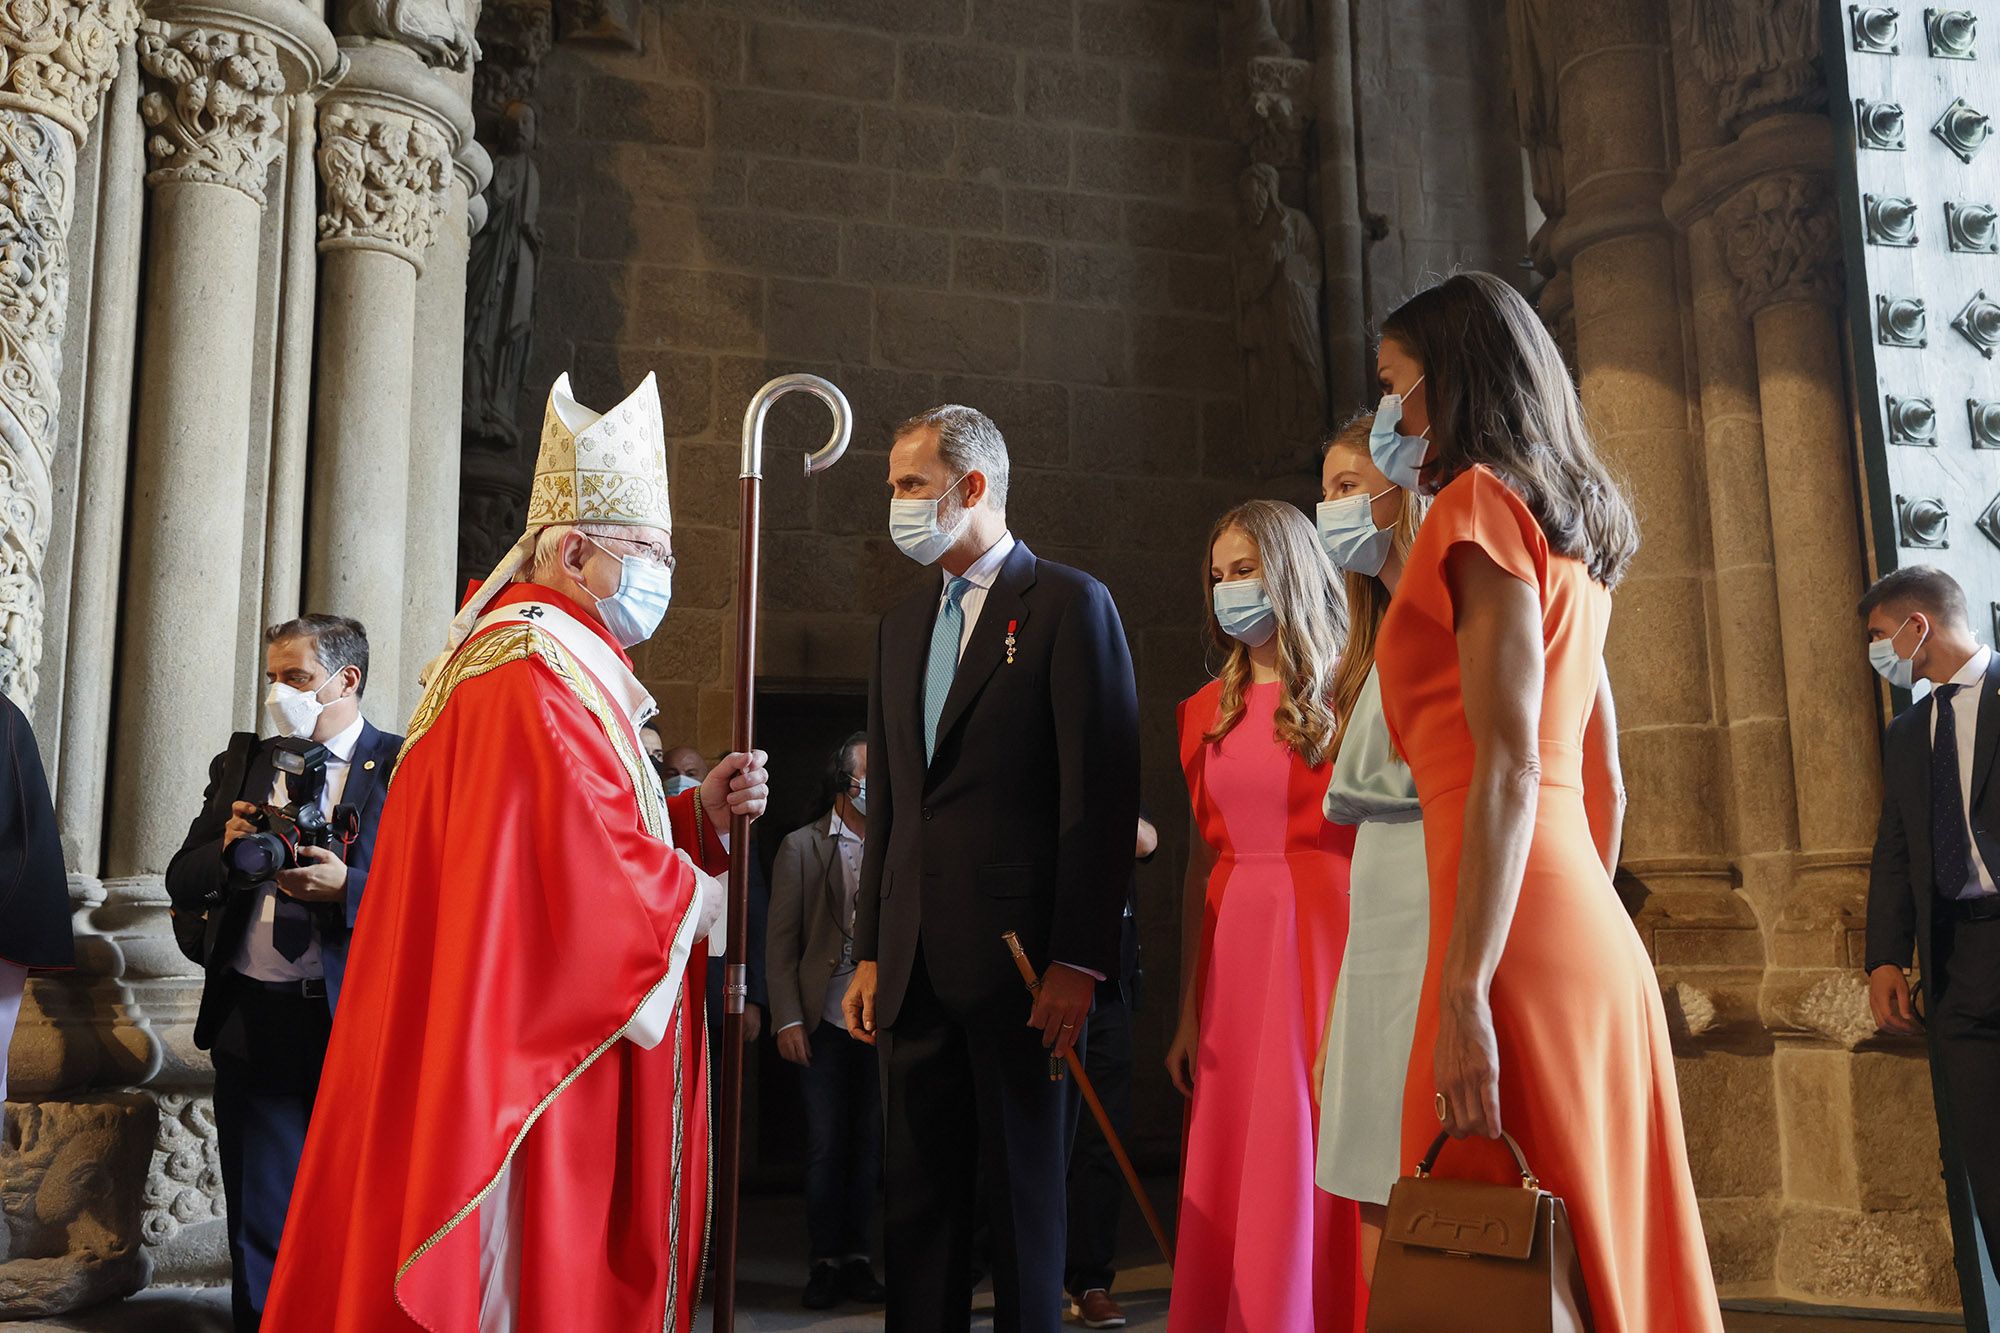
{"left": 1169, "top": 679, "right": 1365, "bottom": 1332}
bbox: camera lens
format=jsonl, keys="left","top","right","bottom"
{"left": 227, "top": 832, "right": 288, "bottom": 880}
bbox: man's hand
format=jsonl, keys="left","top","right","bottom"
{"left": 222, "top": 801, "right": 260, "bottom": 849}
{"left": 1030, "top": 963, "right": 1093, "bottom": 1061}
{"left": 701, "top": 750, "right": 770, "bottom": 825}
{"left": 275, "top": 845, "right": 347, "bottom": 904}
{"left": 843, "top": 960, "right": 879, "bottom": 1045}
{"left": 776, "top": 1025, "right": 811, "bottom": 1066}
{"left": 1869, "top": 963, "right": 1923, "bottom": 1036}
{"left": 743, "top": 1001, "right": 764, "bottom": 1043}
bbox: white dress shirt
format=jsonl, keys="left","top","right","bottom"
{"left": 820, "top": 810, "right": 865, "bottom": 1028}
{"left": 1929, "top": 644, "right": 1999, "bottom": 900}
{"left": 233, "top": 713, "right": 365, "bottom": 982}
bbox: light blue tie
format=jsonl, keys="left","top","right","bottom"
{"left": 924, "top": 576, "right": 972, "bottom": 760}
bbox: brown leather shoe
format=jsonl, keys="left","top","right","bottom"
{"left": 1071, "top": 1288, "right": 1126, "bottom": 1329}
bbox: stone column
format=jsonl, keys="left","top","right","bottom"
{"left": 1549, "top": 6, "right": 1731, "bottom": 885}
{"left": 0, "top": 0, "right": 143, "bottom": 713}
{"left": 259, "top": 91, "right": 325, "bottom": 635}
{"left": 109, "top": 3, "right": 337, "bottom": 879}
{"left": 400, "top": 137, "right": 490, "bottom": 721}
{"left": 306, "top": 38, "right": 459, "bottom": 713}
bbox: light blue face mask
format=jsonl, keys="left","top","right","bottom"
{"left": 1316, "top": 488, "right": 1398, "bottom": 576}
{"left": 889, "top": 473, "right": 971, "bottom": 566}
{"left": 587, "top": 538, "right": 673, "bottom": 648}
{"left": 1370, "top": 373, "right": 1431, "bottom": 491}
{"left": 1212, "top": 578, "right": 1277, "bottom": 647}
{"left": 662, "top": 773, "right": 700, "bottom": 798}
{"left": 1867, "top": 614, "right": 1925, "bottom": 689}
{"left": 847, "top": 773, "right": 867, "bottom": 816}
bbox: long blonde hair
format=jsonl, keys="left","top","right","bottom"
{"left": 1202, "top": 499, "right": 1347, "bottom": 767}
{"left": 1319, "top": 416, "right": 1426, "bottom": 766}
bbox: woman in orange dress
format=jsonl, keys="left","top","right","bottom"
{"left": 1370, "top": 272, "right": 1722, "bottom": 1331}
{"left": 1164, "top": 500, "right": 1363, "bottom": 1332}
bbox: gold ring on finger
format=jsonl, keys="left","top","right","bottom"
{"left": 1435, "top": 1092, "right": 1450, "bottom": 1123}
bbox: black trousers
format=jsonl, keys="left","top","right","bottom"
{"left": 799, "top": 1017, "right": 883, "bottom": 1262}
{"left": 1065, "top": 988, "right": 1133, "bottom": 1295}
{"left": 1933, "top": 912, "right": 2000, "bottom": 1279}
{"left": 880, "top": 950, "right": 1081, "bottom": 1333}
{"left": 210, "top": 973, "right": 333, "bottom": 1333}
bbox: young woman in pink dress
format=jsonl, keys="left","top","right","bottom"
{"left": 1164, "top": 499, "right": 1364, "bottom": 1332}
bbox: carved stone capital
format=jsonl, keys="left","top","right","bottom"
{"left": 317, "top": 101, "right": 453, "bottom": 268}
{"left": 137, "top": 23, "right": 287, "bottom": 203}
{"left": 0, "top": 0, "right": 142, "bottom": 140}
{"left": 1229, "top": 53, "right": 1314, "bottom": 172}
{"left": 1682, "top": 0, "right": 1824, "bottom": 139}
{"left": 1716, "top": 168, "right": 1843, "bottom": 319}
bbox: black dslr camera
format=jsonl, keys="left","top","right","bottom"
{"left": 224, "top": 736, "right": 359, "bottom": 884}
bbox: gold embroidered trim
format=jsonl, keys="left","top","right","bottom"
{"left": 388, "top": 619, "right": 699, "bottom": 1327}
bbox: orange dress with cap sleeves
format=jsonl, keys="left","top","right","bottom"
{"left": 1375, "top": 466, "right": 1721, "bottom": 1332}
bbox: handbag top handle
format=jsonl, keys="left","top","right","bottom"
{"left": 1413, "top": 1130, "right": 1541, "bottom": 1191}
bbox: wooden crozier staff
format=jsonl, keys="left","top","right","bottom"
{"left": 713, "top": 375, "right": 852, "bottom": 1332}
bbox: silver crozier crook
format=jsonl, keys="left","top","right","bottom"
{"left": 713, "top": 373, "right": 851, "bottom": 1333}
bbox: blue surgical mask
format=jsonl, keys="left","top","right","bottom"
{"left": 890, "top": 474, "right": 971, "bottom": 565}
{"left": 586, "top": 539, "right": 673, "bottom": 648}
{"left": 662, "top": 773, "right": 700, "bottom": 798}
{"left": 847, "top": 774, "right": 867, "bottom": 817}
{"left": 1213, "top": 578, "right": 1277, "bottom": 647}
{"left": 1868, "top": 615, "right": 1926, "bottom": 689}
{"left": 1370, "top": 374, "right": 1431, "bottom": 491}
{"left": 1316, "top": 488, "right": 1397, "bottom": 576}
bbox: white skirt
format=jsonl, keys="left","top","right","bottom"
{"left": 1315, "top": 813, "right": 1429, "bottom": 1205}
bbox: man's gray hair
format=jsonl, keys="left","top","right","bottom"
{"left": 896, "top": 404, "right": 1010, "bottom": 509}
{"left": 523, "top": 522, "right": 633, "bottom": 582}
{"left": 265, "top": 614, "right": 370, "bottom": 696}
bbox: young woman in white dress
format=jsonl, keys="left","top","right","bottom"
{"left": 1311, "top": 414, "right": 1429, "bottom": 1279}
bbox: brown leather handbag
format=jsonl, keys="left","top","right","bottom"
{"left": 1367, "top": 1130, "right": 1593, "bottom": 1333}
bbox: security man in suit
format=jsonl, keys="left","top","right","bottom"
{"left": 844, "top": 404, "right": 1141, "bottom": 1333}
{"left": 165, "top": 614, "right": 402, "bottom": 1330}
{"left": 1864, "top": 565, "right": 2000, "bottom": 1279}
{"left": 769, "top": 732, "right": 889, "bottom": 1310}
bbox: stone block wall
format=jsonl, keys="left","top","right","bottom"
{"left": 526, "top": 0, "right": 1271, "bottom": 1162}
{"left": 1352, "top": 0, "right": 1527, "bottom": 332}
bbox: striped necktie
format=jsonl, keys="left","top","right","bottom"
{"left": 924, "top": 577, "right": 972, "bottom": 760}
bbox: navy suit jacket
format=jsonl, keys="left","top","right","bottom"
{"left": 854, "top": 539, "right": 1141, "bottom": 1028}
{"left": 165, "top": 720, "right": 402, "bottom": 1047}
{"left": 1868, "top": 650, "right": 2000, "bottom": 1002}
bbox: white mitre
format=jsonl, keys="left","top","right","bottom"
{"left": 423, "top": 371, "right": 670, "bottom": 682}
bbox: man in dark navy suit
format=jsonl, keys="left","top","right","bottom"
{"left": 844, "top": 405, "right": 1141, "bottom": 1333}
{"left": 1864, "top": 565, "right": 2000, "bottom": 1286}
{"left": 166, "top": 614, "right": 402, "bottom": 1331}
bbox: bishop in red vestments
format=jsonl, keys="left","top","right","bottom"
{"left": 264, "top": 372, "right": 765, "bottom": 1332}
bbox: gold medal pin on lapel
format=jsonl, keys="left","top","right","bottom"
{"left": 1006, "top": 618, "right": 1018, "bottom": 665}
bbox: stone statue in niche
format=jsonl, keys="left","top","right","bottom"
{"left": 1232, "top": 163, "right": 1328, "bottom": 471}
{"left": 1234, "top": 0, "right": 1308, "bottom": 59}
{"left": 462, "top": 100, "right": 541, "bottom": 449}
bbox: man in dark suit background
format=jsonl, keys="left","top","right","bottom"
{"left": 844, "top": 404, "right": 1141, "bottom": 1333}
{"left": 165, "top": 614, "right": 401, "bottom": 1330}
{"left": 1864, "top": 565, "right": 2000, "bottom": 1281}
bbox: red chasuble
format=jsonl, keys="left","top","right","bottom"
{"left": 263, "top": 583, "right": 720, "bottom": 1332}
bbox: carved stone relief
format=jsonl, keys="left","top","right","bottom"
{"left": 463, "top": 101, "right": 539, "bottom": 447}
{"left": 1684, "top": 0, "right": 1824, "bottom": 137}
{"left": 317, "top": 103, "right": 453, "bottom": 265}
{"left": 0, "top": 1095, "right": 158, "bottom": 1317}
{"left": 0, "top": 0, "right": 140, "bottom": 710}
{"left": 1232, "top": 162, "right": 1328, "bottom": 475}
{"left": 341, "top": 0, "right": 482, "bottom": 72}
{"left": 1717, "top": 170, "right": 1844, "bottom": 317}
{"left": 136, "top": 24, "right": 287, "bottom": 204}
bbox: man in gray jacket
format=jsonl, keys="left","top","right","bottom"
{"left": 769, "top": 732, "right": 886, "bottom": 1310}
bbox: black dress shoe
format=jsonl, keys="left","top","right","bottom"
{"left": 803, "top": 1261, "right": 842, "bottom": 1310}
{"left": 841, "top": 1258, "right": 887, "bottom": 1303}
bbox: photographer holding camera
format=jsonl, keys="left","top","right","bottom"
{"left": 164, "top": 614, "right": 401, "bottom": 1331}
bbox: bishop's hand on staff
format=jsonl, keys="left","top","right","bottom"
{"left": 263, "top": 371, "right": 767, "bottom": 1333}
